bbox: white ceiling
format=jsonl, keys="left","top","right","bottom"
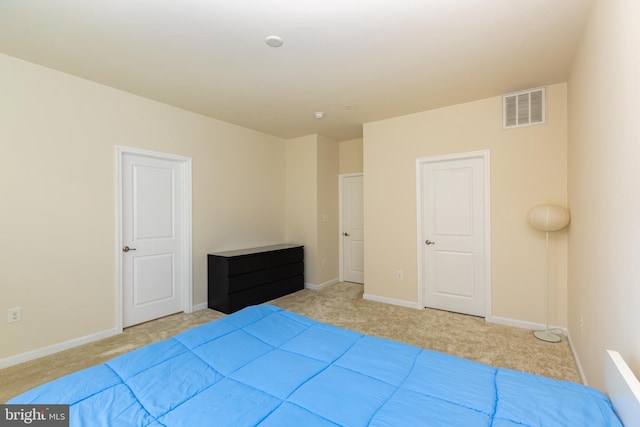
{"left": 0, "top": 0, "right": 594, "bottom": 141}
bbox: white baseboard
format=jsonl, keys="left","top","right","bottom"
{"left": 363, "top": 293, "right": 421, "bottom": 309}
{"left": 305, "top": 278, "right": 339, "bottom": 290}
{"left": 566, "top": 331, "right": 588, "bottom": 385}
{"left": 486, "top": 314, "right": 568, "bottom": 335}
{"left": 0, "top": 327, "right": 120, "bottom": 370}
{"left": 192, "top": 302, "right": 208, "bottom": 311}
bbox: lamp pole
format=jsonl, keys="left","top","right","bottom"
{"left": 533, "top": 230, "right": 561, "bottom": 342}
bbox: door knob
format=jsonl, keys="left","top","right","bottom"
{"left": 343, "top": 232, "right": 350, "bottom": 237}
{"left": 123, "top": 246, "right": 137, "bottom": 252}
{"left": 425, "top": 240, "right": 436, "bottom": 245}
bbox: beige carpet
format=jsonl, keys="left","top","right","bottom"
{"left": 0, "top": 282, "right": 580, "bottom": 403}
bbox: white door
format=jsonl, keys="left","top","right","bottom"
{"left": 120, "top": 149, "right": 190, "bottom": 327}
{"left": 341, "top": 175, "right": 364, "bottom": 283}
{"left": 419, "top": 153, "right": 488, "bottom": 317}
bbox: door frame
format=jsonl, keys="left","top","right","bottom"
{"left": 116, "top": 146, "right": 193, "bottom": 332}
{"left": 415, "top": 150, "right": 492, "bottom": 316}
{"left": 339, "top": 173, "right": 364, "bottom": 282}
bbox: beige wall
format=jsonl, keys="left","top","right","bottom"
{"left": 316, "top": 135, "right": 340, "bottom": 285}
{"left": 363, "top": 83, "right": 568, "bottom": 326}
{"left": 567, "top": 0, "right": 640, "bottom": 390}
{"left": 339, "top": 138, "right": 363, "bottom": 174}
{"left": 285, "top": 134, "right": 339, "bottom": 287}
{"left": 0, "top": 53, "right": 287, "bottom": 361}
{"left": 285, "top": 135, "right": 319, "bottom": 284}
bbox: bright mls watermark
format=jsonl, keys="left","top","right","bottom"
{"left": 0, "top": 405, "right": 69, "bottom": 426}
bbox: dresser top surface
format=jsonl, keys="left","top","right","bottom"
{"left": 209, "top": 244, "right": 303, "bottom": 258}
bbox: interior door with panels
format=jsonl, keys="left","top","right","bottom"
{"left": 420, "top": 153, "right": 489, "bottom": 317}
{"left": 341, "top": 174, "right": 364, "bottom": 284}
{"left": 120, "top": 149, "right": 190, "bottom": 327}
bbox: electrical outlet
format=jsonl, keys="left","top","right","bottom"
{"left": 8, "top": 307, "right": 21, "bottom": 323}
{"left": 579, "top": 315, "right": 584, "bottom": 333}
{"left": 396, "top": 270, "right": 403, "bottom": 280}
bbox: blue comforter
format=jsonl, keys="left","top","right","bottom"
{"left": 9, "top": 305, "right": 621, "bottom": 426}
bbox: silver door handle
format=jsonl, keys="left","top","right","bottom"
{"left": 425, "top": 240, "right": 436, "bottom": 245}
{"left": 343, "top": 232, "right": 350, "bottom": 237}
{"left": 123, "top": 246, "right": 137, "bottom": 252}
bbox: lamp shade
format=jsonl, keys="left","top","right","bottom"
{"left": 527, "top": 204, "right": 570, "bottom": 232}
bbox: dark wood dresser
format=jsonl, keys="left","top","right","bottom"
{"left": 207, "top": 244, "right": 304, "bottom": 314}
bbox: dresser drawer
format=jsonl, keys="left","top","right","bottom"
{"left": 225, "top": 275, "right": 304, "bottom": 313}
{"left": 226, "top": 246, "right": 303, "bottom": 276}
{"left": 228, "top": 262, "right": 303, "bottom": 294}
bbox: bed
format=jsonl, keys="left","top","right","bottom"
{"left": 7, "top": 305, "right": 631, "bottom": 426}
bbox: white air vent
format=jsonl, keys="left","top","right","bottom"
{"left": 503, "top": 88, "right": 546, "bottom": 129}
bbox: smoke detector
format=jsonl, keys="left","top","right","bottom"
{"left": 265, "top": 35, "right": 284, "bottom": 48}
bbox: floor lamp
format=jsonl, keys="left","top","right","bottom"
{"left": 527, "top": 204, "right": 570, "bottom": 343}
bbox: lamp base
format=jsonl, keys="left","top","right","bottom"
{"left": 533, "top": 330, "right": 562, "bottom": 343}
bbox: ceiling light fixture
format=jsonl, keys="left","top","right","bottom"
{"left": 314, "top": 112, "right": 325, "bottom": 119}
{"left": 265, "top": 35, "right": 284, "bottom": 48}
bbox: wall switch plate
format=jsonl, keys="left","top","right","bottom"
{"left": 8, "top": 307, "right": 21, "bottom": 323}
